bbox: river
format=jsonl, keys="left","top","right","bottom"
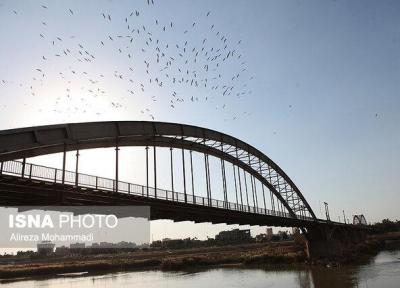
{"left": 1, "top": 250, "right": 399, "bottom": 288}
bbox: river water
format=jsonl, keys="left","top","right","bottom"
{"left": 1, "top": 250, "right": 399, "bottom": 288}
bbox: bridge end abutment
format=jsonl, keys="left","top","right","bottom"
{"left": 304, "top": 224, "right": 368, "bottom": 261}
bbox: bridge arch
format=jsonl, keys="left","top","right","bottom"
{"left": 353, "top": 214, "right": 367, "bottom": 225}
{"left": 0, "top": 121, "right": 316, "bottom": 220}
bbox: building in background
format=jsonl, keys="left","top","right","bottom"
{"left": 215, "top": 229, "right": 252, "bottom": 244}
{"left": 266, "top": 228, "right": 273, "bottom": 239}
{"left": 70, "top": 243, "right": 85, "bottom": 249}
{"left": 37, "top": 241, "right": 55, "bottom": 255}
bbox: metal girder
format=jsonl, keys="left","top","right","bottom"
{"left": 0, "top": 121, "right": 317, "bottom": 219}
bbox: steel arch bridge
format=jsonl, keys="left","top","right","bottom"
{"left": 353, "top": 215, "right": 367, "bottom": 225}
{"left": 0, "top": 121, "right": 321, "bottom": 226}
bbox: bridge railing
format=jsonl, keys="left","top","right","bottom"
{"left": 0, "top": 160, "right": 314, "bottom": 221}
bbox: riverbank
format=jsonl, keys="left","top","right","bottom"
{"left": 1, "top": 232, "right": 399, "bottom": 280}
{"left": 307, "top": 231, "right": 400, "bottom": 266}
{"left": 2, "top": 249, "right": 399, "bottom": 288}
{"left": 0, "top": 241, "right": 306, "bottom": 279}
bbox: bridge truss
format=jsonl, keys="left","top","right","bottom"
{"left": 0, "top": 121, "right": 317, "bottom": 221}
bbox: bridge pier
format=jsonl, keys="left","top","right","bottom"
{"left": 304, "top": 224, "right": 367, "bottom": 260}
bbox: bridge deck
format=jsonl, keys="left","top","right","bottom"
{"left": 0, "top": 160, "right": 333, "bottom": 228}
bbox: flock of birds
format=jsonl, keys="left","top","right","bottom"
{"left": 1, "top": 0, "right": 254, "bottom": 122}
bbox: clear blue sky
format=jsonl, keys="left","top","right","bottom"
{"left": 0, "top": 0, "right": 399, "bottom": 240}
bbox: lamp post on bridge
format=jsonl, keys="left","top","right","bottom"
{"left": 115, "top": 140, "right": 119, "bottom": 193}
{"left": 75, "top": 149, "right": 80, "bottom": 187}
{"left": 324, "top": 202, "right": 330, "bottom": 221}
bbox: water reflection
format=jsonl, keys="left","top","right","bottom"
{"left": 309, "top": 267, "right": 357, "bottom": 288}
{"left": 1, "top": 250, "right": 399, "bottom": 288}
{"left": 296, "top": 270, "right": 313, "bottom": 288}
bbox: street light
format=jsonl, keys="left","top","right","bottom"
{"left": 324, "top": 202, "right": 330, "bottom": 221}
